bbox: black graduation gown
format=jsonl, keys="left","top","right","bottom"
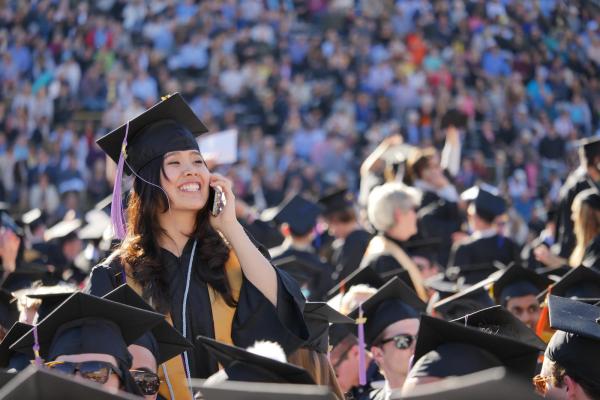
{"left": 555, "top": 168, "right": 597, "bottom": 258}
{"left": 447, "top": 234, "right": 521, "bottom": 284}
{"left": 87, "top": 238, "right": 309, "bottom": 379}
{"left": 330, "top": 229, "right": 372, "bottom": 283}
{"left": 582, "top": 235, "right": 600, "bottom": 272}
{"left": 347, "top": 360, "right": 384, "bottom": 400}
{"left": 417, "top": 191, "right": 462, "bottom": 267}
{"left": 359, "top": 236, "right": 416, "bottom": 291}
{"left": 270, "top": 244, "right": 334, "bottom": 301}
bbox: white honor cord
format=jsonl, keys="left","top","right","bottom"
{"left": 162, "top": 363, "right": 175, "bottom": 399}
{"left": 182, "top": 240, "right": 197, "bottom": 394}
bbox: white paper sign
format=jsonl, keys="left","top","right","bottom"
{"left": 197, "top": 129, "right": 238, "bottom": 165}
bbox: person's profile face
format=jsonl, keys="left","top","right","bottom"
{"left": 506, "top": 295, "right": 541, "bottom": 330}
{"left": 160, "top": 150, "right": 211, "bottom": 213}
{"left": 128, "top": 344, "right": 158, "bottom": 400}
{"left": 53, "top": 353, "right": 121, "bottom": 391}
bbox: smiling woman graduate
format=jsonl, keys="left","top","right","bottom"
{"left": 88, "top": 94, "right": 309, "bottom": 399}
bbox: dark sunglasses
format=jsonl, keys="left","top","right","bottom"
{"left": 131, "top": 369, "right": 161, "bottom": 396}
{"left": 378, "top": 333, "right": 417, "bottom": 350}
{"left": 532, "top": 374, "right": 552, "bottom": 395}
{"left": 45, "top": 361, "right": 121, "bottom": 385}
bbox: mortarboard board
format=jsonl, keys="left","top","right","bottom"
{"left": 103, "top": 284, "right": 193, "bottom": 364}
{"left": 318, "top": 188, "right": 355, "bottom": 216}
{"left": 576, "top": 135, "right": 600, "bottom": 161}
{"left": 21, "top": 208, "right": 44, "bottom": 227}
{"left": 96, "top": 93, "right": 208, "bottom": 176}
{"left": 412, "top": 315, "right": 540, "bottom": 380}
{"left": 43, "top": 218, "right": 82, "bottom": 242}
{"left": 272, "top": 256, "right": 324, "bottom": 290}
{"left": 328, "top": 324, "right": 355, "bottom": 349}
{"left": 0, "top": 365, "right": 139, "bottom": 400}
{"left": 196, "top": 380, "right": 334, "bottom": 400}
{"left": 491, "top": 265, "right": 551, "bottom": 305}
{"left": 10, "top": 291, "right": 164, "bottom": 360}
{"left": 326, "top": 266, "right": 384, "bottom": 300}
{"left": 460, "top": 183, "right": 500, "bottom": 203}
{"left": 78, "top": 210, "right": 111, "bottom": 241}
{"left": 398, "top": 367, "right": 542, "bottom": 400}
{"left": 451, "top": 305, "right": 546, "bottom": 350}
{"left": 272, "top": 195, "right": 323, "bottom": 237}
{"left": 546, "top": 295, "right": 600, "bottom": 385}
{"left": 195, "top": 335, "right": 315, "bottom": 385}
{"left": 26, "top": 290, "right": 74, "bottom": 322}
{"left": 473, "top": 189, "right": 506, "bottom": 222}
{"left": 0, "top": 290, "right": 19, "bottom": 331}
{"left": 423, "top": 273, "right": 460, "bottom": 300}
{"left": 303, "top": 302, "right": 354, "bottom": 354}
{"left": 0, "top": 322, "right": 32, "bottom": 368}
{"left": 537, "top": 266, "right": 600, "bottom": 302}
{"left": 243, "top": 219, "right": 284, "bottom": 250}
{"left": 440, "top": 108, "right": 468, "bottom": 130}
{"left": 432, "top": 279, "right": 495, "bottom": 320}
{"left": 347, "top": 277, "right": 426, "bottom": 347}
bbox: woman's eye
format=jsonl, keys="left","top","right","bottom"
{"left": 194, "top": 159, "right": 205, "bottom": 164}
{"left": 167, "top": 161, "right": 180, "bottom": 165}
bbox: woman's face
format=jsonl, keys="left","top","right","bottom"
{"left": 160, "top": 150, "right": 211, "bottom": 212}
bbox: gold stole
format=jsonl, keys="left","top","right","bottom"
{"left": 125, "top": 250, "right": 243, "bottom": 400}
{"left": 363, "top": 236, "right": 429, "bottom": 301}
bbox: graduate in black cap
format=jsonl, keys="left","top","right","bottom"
{"left": 536, "top": 295, "right": 600, "bottom": 399}
{"left": 554, "top": 136, "right": 600, "bottom": 261}
{"left": 42, "top": 217, "right": 85, "bottom": 284}
{"left": 317, "top": 189, "right": 372, "bottom": 282}
{"left": 273, "top": 256, "right": 331, "bottom": 301}
{"left": 431, "top": 277, "right": 496, "bottom": 320}
{"left": 347, "top": 277, "right": 426, "bottom": 400}
{"left": 10, "top": 291, "right": 164, "bottom": 396}
{"left": 0, "top": 322, "right": 32, "bottom": 371}
{"left": 447, "top": 188, "right": 521, "bottom": 284}
{"left": 268, "top": 194, "right": 334, "bottom": 300}
{"left": 491, "top": 265, "right": 551, "bottom": 330}
{"left": 88, "top": 93, "right": 309, "bottom": 399}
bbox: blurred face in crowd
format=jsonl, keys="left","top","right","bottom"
{"left": 330, "top": 341, "right": 361, "bottom": 393}
{"left": 54, "top": 353, "right": 121, "bottom": 390}
{"left": 505, "top": 295, "right": 541, "bottom": 330}
{"left": 371, "top": 318, "right": 420, "bottom": 390}
{"left": 420, "top": 155, "right": 446, "bottom": 188}
{"left": 160, "top": 150, "right": 211, "bottom": 213}
{"left": 391, "top": 207, "right": 417, "bottom": 241}
{"left": 129, "top": 344, "right": 158, "bottom": 400}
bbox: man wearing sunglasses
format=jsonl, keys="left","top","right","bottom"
{"left": 347, "top": 277, "right": 426, "bottom": 400}
{"left": 9, "top": 291, "right": 164, "bottom": 397}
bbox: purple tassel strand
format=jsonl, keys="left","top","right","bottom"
{"left": 33, "top": 324, "right": 42, "bottom": 366}
{"left": 111, "top": 121, "right": 130, "bottom": 240}
{"left": 357, "top": 303, "right": 367, "bottom": 386}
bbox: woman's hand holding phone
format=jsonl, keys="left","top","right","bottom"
{"left": 208, "top": 174, "right": 239, "bottom": 235}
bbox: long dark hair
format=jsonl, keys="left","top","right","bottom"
{"left": 118, "top": 156, "right": 233, "bottom": 313}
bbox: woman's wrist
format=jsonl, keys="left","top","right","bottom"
{"left": 219, "top": 220, "right": 244, "bottom": 242}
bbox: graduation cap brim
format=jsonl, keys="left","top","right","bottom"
{"left": 0, "top": 322, "right": 32, "bottom": 367}
{"left": 272, "top": 195, "right": 323, "bottom": 235}
{"left": 195, "top": 336, "right": 315, "bottom": 385}
{"left": 492, "top": 265, "right": 551, "bottom": 304}
{"left": 21, "top": 209, "right": 43, "bottom": 226}
{"left": 432, "top": 276, "right": 496, "bottom": 319}
{"left": 398, "top": 367, "right": 541, "bottom": 400}
{"left": 103, "top": 284, "right": 193, "bottom": 364}
{"left": 318, "top": 189, "right": 354, "bottom": 214}
{"left": 451, "top": 305, "right": 546, "bottom": 351}
{"left": 304, "top": 302, "right": 354, "bottom": 325}
{"left": 26, "top": 291, "right": 76, "bottom": 321}
{"left": 194, "top": 381, "right": 334, "bottom": 400}
{"left": 0, "top": 290, "right": 19, "bottom": 329}
{"left": 537, "top": 266, "right": 600, "bottom": 301}
{"left": 10, "top": 292, "right": 164, "bottom": 358}
{"left": 43, "top": 219, "right": 82, "bottom": 242}
{"left": 96, "top": 93, "right": 208, "bottom": 168}
{"left": 414, "top": 315, "right": 540, "bottom": 379}
{"left": 326, "top": 266, "right": 384, "bottom": 299}
{"left": 0, "top": 365, "right": 139, "bottom": 400}
{"left": 548, "top": 295, "right": 600, "bottom": 341}
{"left": 272, "top": 257, "right": 324, "bottom": 286}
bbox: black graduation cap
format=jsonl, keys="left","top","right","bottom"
{"left": 440, "top": 108, "right": 468, "bottom": 130}
{"left": 195, "top": 335, "right": 315, "bottom": 385}
{"left": 347, "top": 277, "right": 426, "bottom": 347}
{"left": 272, "top": 256, "right": 323, "bottom": 289}
{"left": 432, "top": 279, "right": 495, "bottom": 320}
{"left": 546, "top": 295, "right": 600, "bottom": 385}
{"left": 451, "top": 305, "right": 546, "bottom": 350}
{"left": 243, "top": 219, "right": 284, "bottom": 250}
{"left": 0, "top": 322, "right": 32, "bottom": 368}
{"left": 272, "top": 195, "right": 323, "bottom": 236}
{"left": 413, "top": 315, "right": 541, "bottom": 380}
{"left": 577, "top": 188, "right": 600, "bottom": 211}
{"left": 10, "top": 291, "right": 164, "bottom": 360}
{"left": 103, "top": 284, "right": 193, "bottom": 364}
{"left": 318, "top": 188, "right": 354, "bottom": 216}
{"left": 21, "top": 208, "right": 44, "bottom": 228}
{"left": 473, "top": 189, "right": 506, "bottom": 221}
{"left": 537, "top": 266, "right": 600, "bottom": 302}
{"left": 197, "top": 380, "right": 334, "bottom": 400}
{"left": 326, "top": 266, "right": 384, "bottom": 300}
{"left": 26, "top": 291, "right": 74, "bottom": 322}
{"left": 0, "top": 365, "right": 139, "bottom": 400}
{"left": 96, "top": 93, "right": 208, "bottom": 175}
{"left": 0, "top": 290, "right": 19, "bottom": 331}
{"left": 576, "top": 135, "right": 600, "bottom": 162}
{"left": 303, "top": 302, "right": 354, "bottom": 354}
{"left": 328, "top": 324, "right": 355, "bottom": 349}
{"left": 423, "top": 273, "right": 460, "bottom": 300}
{"left": 492, "top": 265, "right": 551, "bottom": 305}
{"left": 399, "top": 367, "right": 542, "bottom": 400}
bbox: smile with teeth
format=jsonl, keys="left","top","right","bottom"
{"left": 179, "top": 183, "right": 201, "bottom": 192}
